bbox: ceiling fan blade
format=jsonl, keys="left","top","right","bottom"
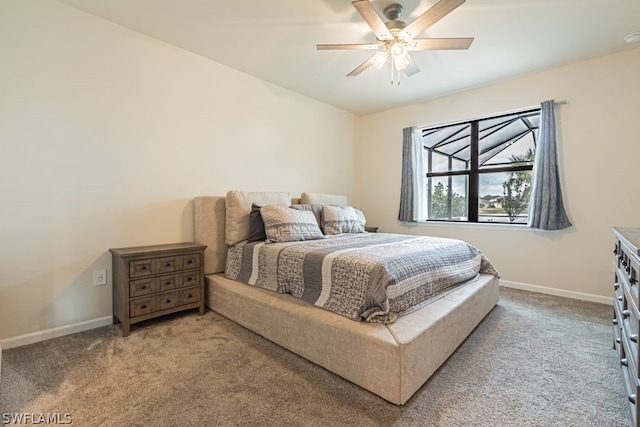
{"left": 352, "top": 0, "right": 394, "bottom": 41}
{"left": 407, "top": 37, "right": 474, "bottom": 51}
{"left": 316, "top": 43, "right": 381, "bottom": 51}
{"left": 398, "top": 0, "right": 466, "bottom": 41}
{"left": 347, "top": 56, "right": 376, "bottom": 77}
{"left": 402, "top": 55, "right": 420, "bottom": 77}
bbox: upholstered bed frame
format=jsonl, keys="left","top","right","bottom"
{"left": 194, "top": 195, "right": 499, "bottom": 405}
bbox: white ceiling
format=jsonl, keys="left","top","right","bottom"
{"left": 57, "top": 0, "right": 640, "bottom": 116}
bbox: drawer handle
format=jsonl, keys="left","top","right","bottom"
{"left": 187, "top": 260, "right": 194, "bottom": 264}
{"left": 186, "top": 277, "right": 193, "bottom": 282}
{"left": 141, "top": 304, "right": 148, "bottom": 309}
{"left": 165, "top": 281, "right": 172, "bottom": 285}
{"left": 618, "top": 295, "right": 623, "bottom": 301}
{"left": 141, "top": 285, "right": 147, "bottom": 290}
{"left": 187, "top": 294, "right": 193, "bottom": 298}
{"left": 141, "top": 266, "right": 148, "bottom": 270}
{"left": 626, "top": 266, "right": 632, "bottom": 274}
{"left": 631, "top": 277, "right": 638, "bottom": 285}
{"left": 614, "top": 247, "right": 619, "bottom": 255}
{"left": 165, "top": 299, "right": 172, "bottom": 304}
{"left": 617, "top": 337, "right": 621, "bottom": 344}
{"left": 631, "top": 334, "right": 639, "bottom": 343}
{"left": 630, "top": 394, "right": 637, "bottom": 405}
{"left": 165, "top": 262, "right": 172, "bottom": 267}
{"left": 613, "top": 318, "right": 619, "bottom": 325}
{"left": 615, "top": 283, "right": 620, "bottom": 290}
{"left": 623, "top": 309, "right": 631, "bottom": 318}
{"left": 622, "top": 358, "right": 629, "bottom": 366}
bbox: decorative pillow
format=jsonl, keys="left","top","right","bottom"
{"left": 260, "top": 205, "right": 324, "bottom": 243}
{"left": 247, "top": 203, "right": 267, "bottom": 242}
{"left": 322, "top": 205, "right": 366, "bottom": 235}
{"left": 225, "top": 191, "right": 291, "bottom": 246}
{"left": 300, "top": 192, "right": 348, "bottom": 206}
{"left": 289, "top": 204, "right": 323, "bottom": 231}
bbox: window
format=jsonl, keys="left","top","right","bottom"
{"left": 422, "top": 107, "right": 540, "bottom": 224}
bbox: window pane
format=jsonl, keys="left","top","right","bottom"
{"left": 428, "top": 175, "right": 468, "bottom": 221}
{"left": 478, "top": 171, "right": 532, "bottom": 224}
{"left": 478, "top": 111, "right": 539, "bottom": 169}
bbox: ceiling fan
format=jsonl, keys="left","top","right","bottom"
{"left": 317, "top": 0, "right": 473, "bottom": 81}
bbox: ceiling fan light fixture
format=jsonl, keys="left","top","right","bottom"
{"left": 390, "top": 42, "right": 410, "bottom": 71}
{"left": 392, "top": 52, "right": 410, "bottom": 71}
{"left": 372, "top": 50, "right": 389, "bottom": 69}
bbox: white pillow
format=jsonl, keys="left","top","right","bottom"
{"left": 260, "top": 205, "right": 324, "bottom": 243}
{"left": 225, "top": 191, "right": 291, "bottom": 246}
{"left": 322, "top": 205, "right": 366, "bottom": 235}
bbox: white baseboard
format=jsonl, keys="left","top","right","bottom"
{"left": 500, "top": 280, "right": 613, "bottom": 306}
{"left": 0, "top": 316, "right": 113, "bottom": 350}
{"left": 0, "top": 282, "right": 611, "bottom": 350}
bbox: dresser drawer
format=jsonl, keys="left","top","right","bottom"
{"left": 179, "top": 271, "right": 200, "bottom": 288}
{"left": 157, "top": 274, "right": 178, "bottom": 292}
{"left": 130, "top": 297, "right": 154, "bottom": 317}
{"left": 129, "top": 256, "right": 179, "bottom": 278}
{"left": 130, "top": 259, "right": 154, "bottom": 278}
{"left": 129, "top": 277, "right": 156, "bottom": 297}
{"left": 156, "top": 291, "right": 179, "bottom": 311}
{"left": 622, "top": 307, "right": 640, "bottom": 372}
{"left": 180, "top": 253, "right": 201, "bottom": 270}
{"left": 180, "top": 287, "right": 200, "bottom": 305}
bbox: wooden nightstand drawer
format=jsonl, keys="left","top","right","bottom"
{"left": 180, "top": 288, "right": 200, "bottom": 305}
{"left": 179, "top": 271, "right": 200, "bottom": 288}
{"left": 156, "top": 256, "right": 178, "bottom": 274}
{"left": 130, "top": 278, "right": 156, "bottom": 297}
{"left": 157, "top": 291, "right": 179, "bottom": 311}
{"left": 111, "top": 242, "right": 207, "bottom": 337}
{"left": 158, "top": 274, "right": 178, "bottom": 292}
{"left": 130, "top": 259, "right": 154, "bottom": 278}
{"left": 130, "top": 297, "right": 154, "bottom": 317}
{"left": 180, "top": 253, "right": 200, "bottom": 270}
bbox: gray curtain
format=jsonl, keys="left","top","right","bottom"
{"left": 398, "top": 127, "right": 425, "bottom": 221}
{"left": 528, "top": 100, "right": 572, "bottom": 230}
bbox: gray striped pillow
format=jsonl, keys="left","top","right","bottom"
{"left": 260, "top": 205, "right": 324, "bottom": 243}
{"left": 322, "top": 205, "right": 366, "bottom": 235}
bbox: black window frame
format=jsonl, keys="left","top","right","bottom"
{"left": 423, "top": 107, "right": 541, "bottom": 224}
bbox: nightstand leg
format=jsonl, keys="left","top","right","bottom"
{"left": 122, "top": 321, "right": 130, "bottom": 337}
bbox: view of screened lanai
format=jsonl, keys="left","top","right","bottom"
{"left": 421, "top": 108, "right": 541, "bottom": 223}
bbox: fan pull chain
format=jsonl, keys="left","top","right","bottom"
{"left": 390, "top": 64, "right": 401, "bottom": 86}
{"left": 390, "top": 62, "right": 394, "bottom": 85}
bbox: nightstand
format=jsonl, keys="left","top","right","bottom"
{"left": 110, "top": 242, "right": 207, "bottom": 337}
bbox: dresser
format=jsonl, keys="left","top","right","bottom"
{"left": 613, "top": 227, "right": 640, "bottom": 427}
{"left": 110, "top": 242, "right": 207, "bottom": 337}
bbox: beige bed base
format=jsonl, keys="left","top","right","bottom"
{"left": 194, "top": 196, "right": 499, "bottom": 405}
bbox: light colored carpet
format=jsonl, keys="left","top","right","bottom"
{"left": 0, "top": 287, "right": 628, "bottom": 426}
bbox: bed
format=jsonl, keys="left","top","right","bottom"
{"left": 194, "top": 191, "right": 500, "bottom": 405}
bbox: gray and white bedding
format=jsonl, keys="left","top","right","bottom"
{"left": 225, "top": 233, "right": 500, "bottom": 323}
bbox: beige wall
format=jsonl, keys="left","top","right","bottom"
{"left": 0, "top": 0, "right": 358, "bottom": 341}
{"left": 2, "top": 0, "right": 638, "bottom": 344}
{"left": 358, "top": 47, "right": 640, "bottom": 301}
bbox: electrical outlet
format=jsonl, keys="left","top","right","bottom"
{"left": 93, "top": 269, "right": 107, "bottom": 286}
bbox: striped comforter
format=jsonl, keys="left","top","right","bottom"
{"left": 225, "top": 233, "right": 499, "bottom": 323}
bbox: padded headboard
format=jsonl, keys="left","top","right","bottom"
{"left": 194, "top": 194, "right": 304, "bottom": 275}
{"left": 194, "top": 196, "right": 227, "bottom": 275}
